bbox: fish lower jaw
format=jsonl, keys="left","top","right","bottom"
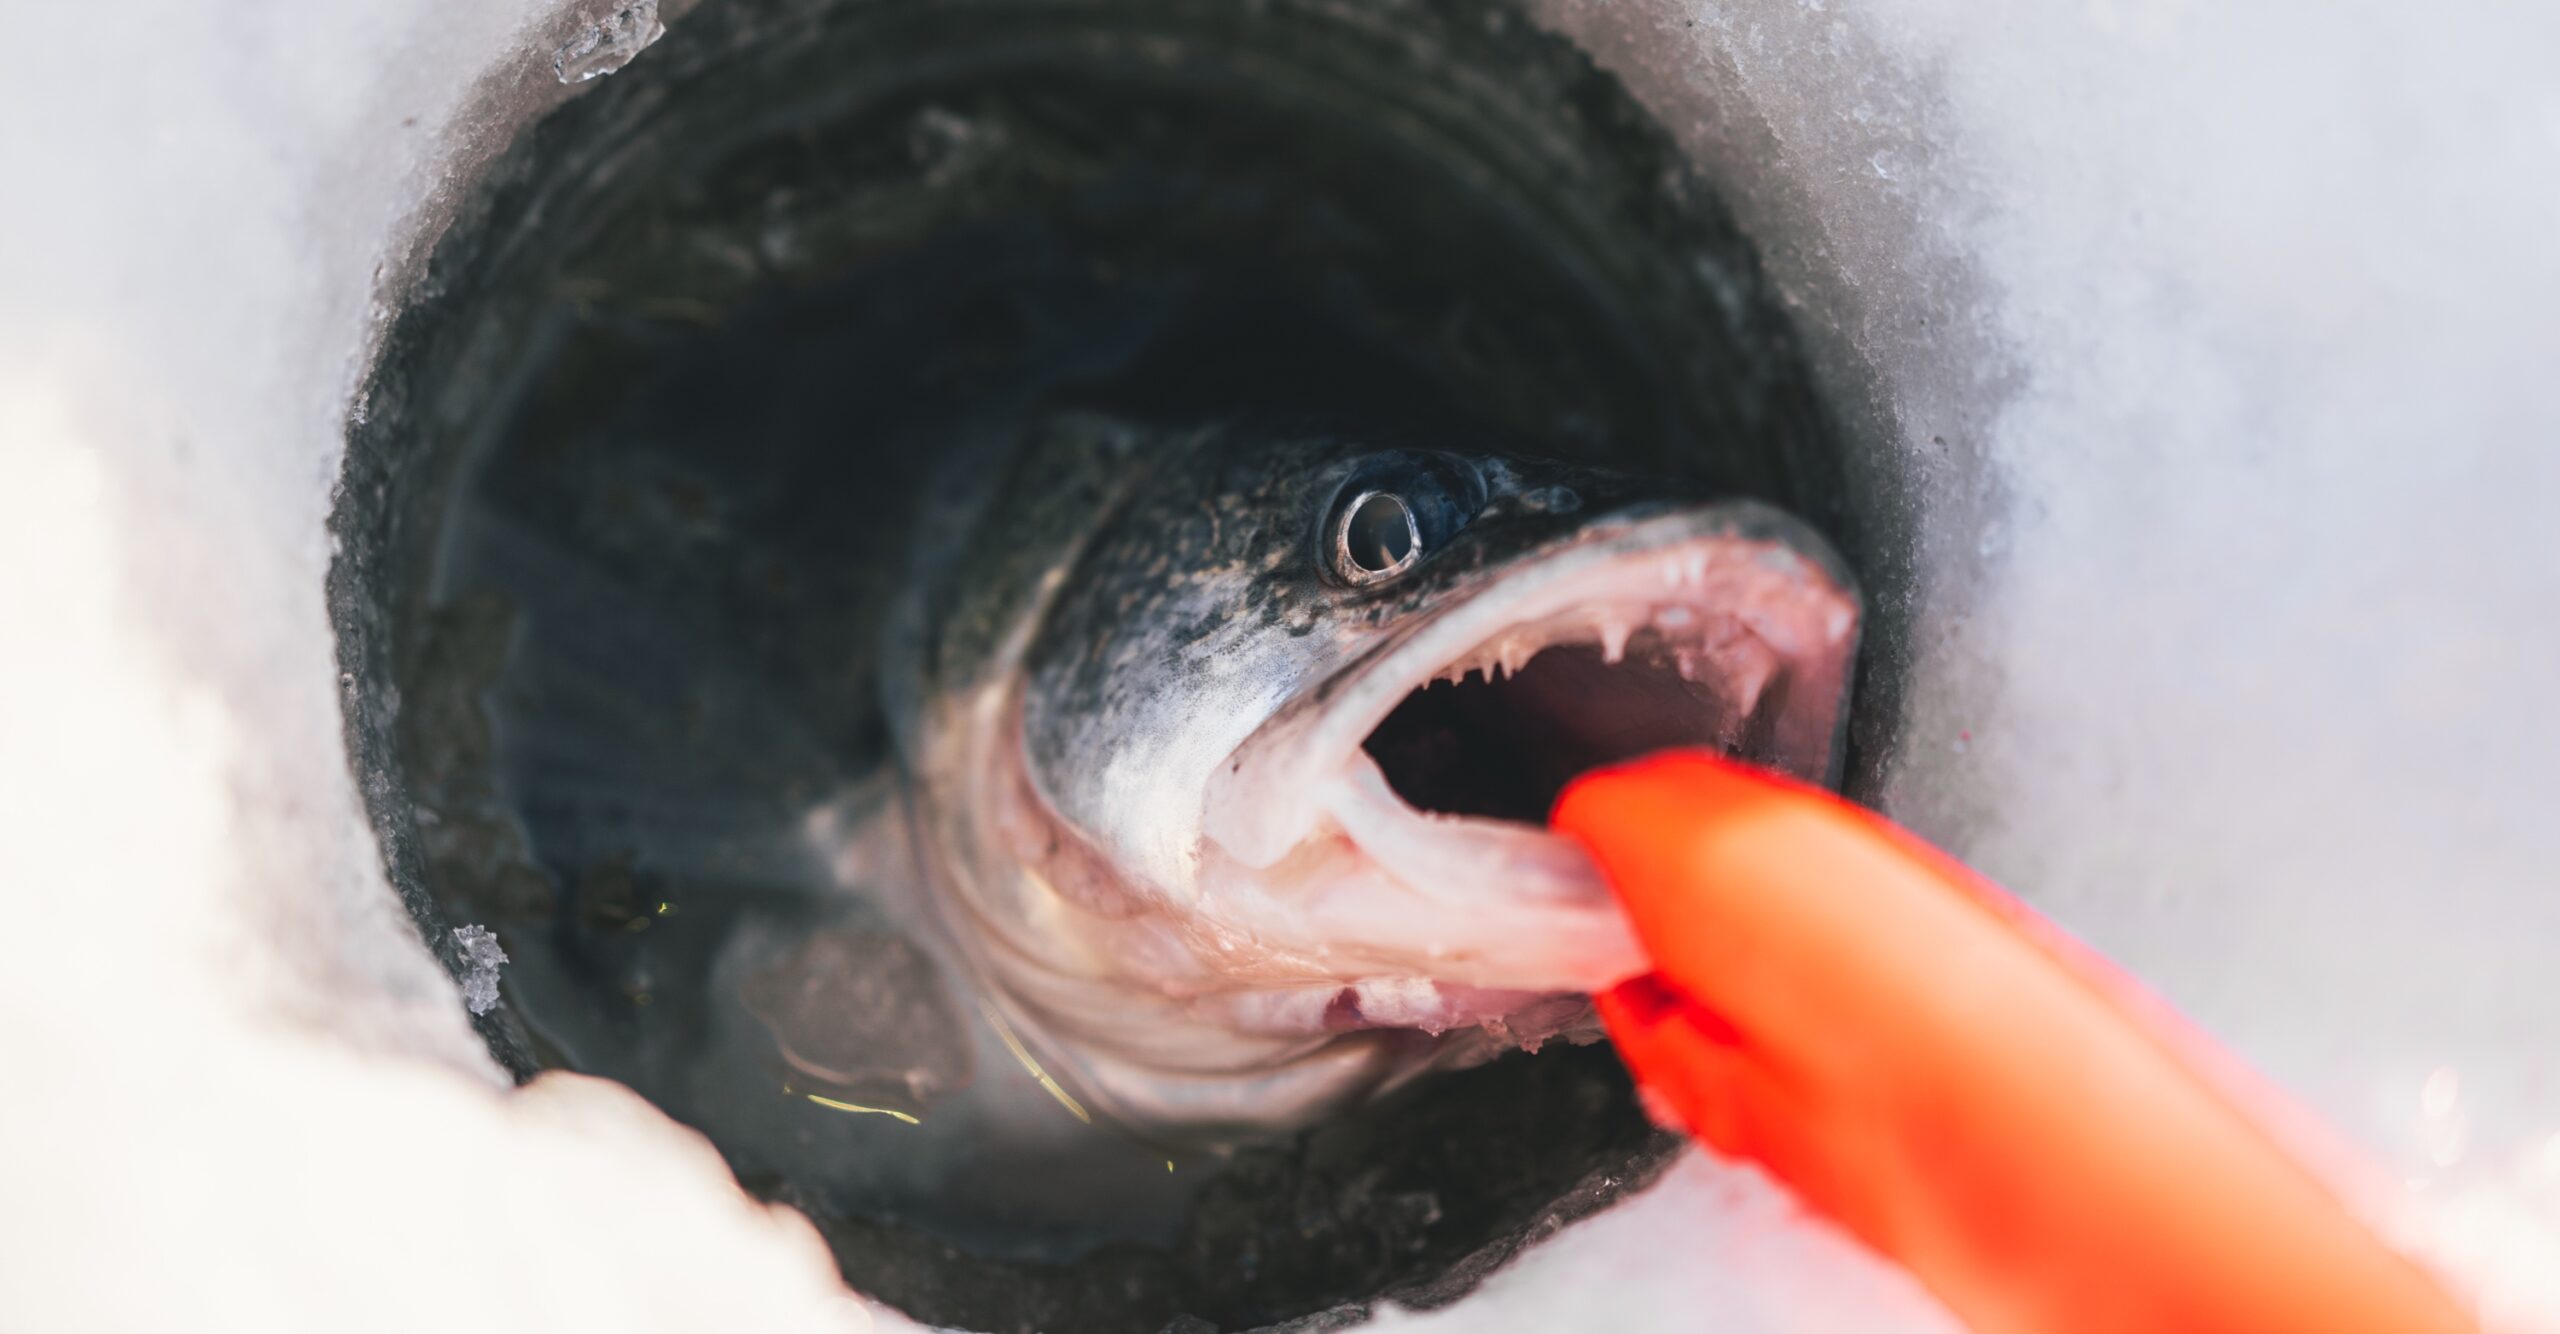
{"left": 1317, "top": 751, "right": 1623, "bottom": 923}
{"left": 1188, "top": 806, "right": 1647, "bottom": 996}
{"left": 1311, "top": 752, "right": 1649, "bottom": 992}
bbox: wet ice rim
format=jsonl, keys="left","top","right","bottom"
{"left": 1203, "top": 507, "right": 1860, "bottom": 996}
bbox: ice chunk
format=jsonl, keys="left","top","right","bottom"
{"left": 552, "top": 0, "right": 663, "bottom": 84}
{"left": 453, "top": 925, "right": 509, "bottom": 1016}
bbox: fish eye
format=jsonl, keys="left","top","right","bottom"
{"left": 1322, "top": 454, "right": 1484, "bottom": 588}
{"left": 1334, "top": 491, "right": 1421, "bottom": 583}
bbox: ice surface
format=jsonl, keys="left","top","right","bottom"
{"left": 0, "top": 1, "right": 905, "bottom": 1330}
{"left": 1369, "top": 1155, "right": 1961, "bottom": 1334}
{"left": 1, "top": 0, "right": 2556, "bottom": 1330}
{"left": 1502, "top": 2, "right": 2560, "bottom": 1325}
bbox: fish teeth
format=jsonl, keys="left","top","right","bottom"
{"left": 1499, "top": 639, "right": 1530, "bottom": 678}
{"left": 1656, "top": 605, "right": 1696, "bottom": 631}
{"left": 1598, "top": 616, "right": 1633, "bottom": 665}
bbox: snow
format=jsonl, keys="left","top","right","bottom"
{"left": 1, "top": 0, "right": 2555, "bottom": 1330}
{"left": 0, "top": 1, "right": 902, "bottom": 1331}
{"left": 1507, "top": 2, "right": 2560, "bottom": 1325}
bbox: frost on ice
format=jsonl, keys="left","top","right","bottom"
{"left": 553, "top": 0, "right": 664, "bottom": 84}
{"left": 453, "top": 925, "right": 509, "bottom": 1015}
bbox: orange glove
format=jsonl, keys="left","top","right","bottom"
{"left": 1554, "top": 751, "right": 2473, "bottom": 1334}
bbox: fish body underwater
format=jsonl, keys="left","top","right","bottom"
{"left": 884, "top": 413, "right": 1862, "bottom": 1138}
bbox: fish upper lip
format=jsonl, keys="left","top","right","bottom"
{"left": 1197, "top": 501, "right": 1859, "bottom": 986}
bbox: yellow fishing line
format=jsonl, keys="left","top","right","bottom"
{"left": 803, "top": 1095, "right": 921, "bottom": 1125}
{"left": 979, "top": 998, "right": 1092, "bottom": 1124}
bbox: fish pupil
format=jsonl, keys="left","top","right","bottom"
{"left": 1343, "top": 491, "right": 1419, "bottom": 576}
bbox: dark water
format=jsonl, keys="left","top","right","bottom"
{"left": 334, "top": 3, "right": 1838, "bottom": 1329}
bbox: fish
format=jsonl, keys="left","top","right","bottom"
{"left": 882, "top": 411, "right": 1862, "bottom": 1138}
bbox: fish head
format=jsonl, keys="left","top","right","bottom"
{"left": 993, "top": 425, "right": 1860, "bottom": 1122}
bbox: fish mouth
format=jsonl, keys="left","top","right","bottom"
{"left": 1200, "top": 503, "right": 1860, "bottom": 995}
{"left": 1362, "top": 602, "right": 1813, "bottom": 824}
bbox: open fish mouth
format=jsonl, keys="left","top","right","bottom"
{"left": 1200, "top": 503, "right": 1860, "bottom": 997}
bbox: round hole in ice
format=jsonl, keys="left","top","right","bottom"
{"left": 328, "top": 2, "right": 1871, "bottom": 1329}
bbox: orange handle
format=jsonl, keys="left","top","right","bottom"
{"left": 1554, "top": 751, "right": 2473, "bottom": 1334}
